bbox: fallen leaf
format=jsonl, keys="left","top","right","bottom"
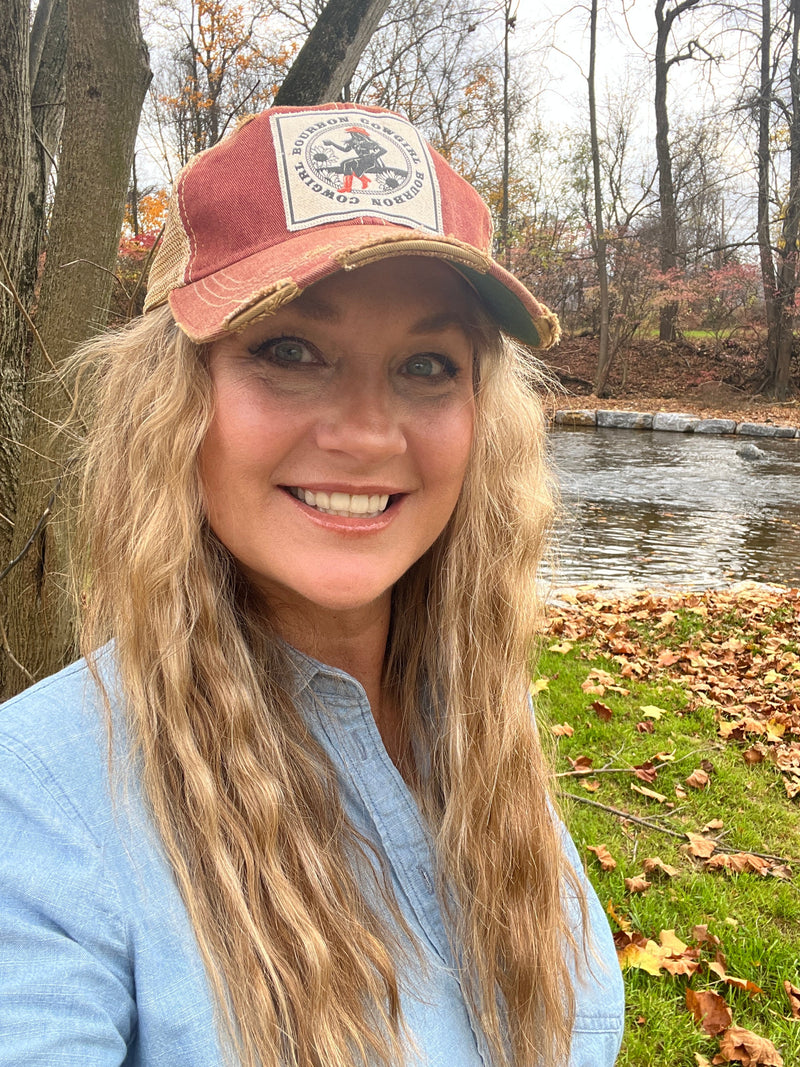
{"left": 530, "top": 677, "right": 549, "bottom": 694}
{"left": 695, "top": 1055, "right": 713, "bottom": 1067}
{"left": 708, "top": 959, "right": 764, "bottom": 995}
{"left": 686, "top": 833, "right": 717, "bottom": 858}
{"left": 693, "top": 924, "right": 721, "bottom": 946}
{"left": 625, "top": 875, "right": 651, "bottom": 894}
{"left": 634, "top": 761, "right": 658, "bottom": 783}
{"left": 703, "top": 818, "right": 724, "bottom": 832}
{"left": 783, "top": 980, "right": 800, "bottom": 1019}
{"left": 587, "top": 844, "right": 617, "bottom": 871}
{"left": 606, "top": 900, "right": 631, "bottom": 931}
{"left": 592, "top": 700, "right": 613, "bottom": 721}
{"left": 640, "top": 704, "right": 666, "bottom": 719}
{"left": 632, "top": 783, "right": 667, "bottom": 803}
{"left": 715, "top": 1024, "right": 783, "bottom": 1066}
{"left": 617, "top": 939, "right": 664, "bottom": 975}
{"left": 686, "top": 768, "right": 710, "bottom": 789}
{"left": 657, "top": 650, "right": 681, "bottom": 666}
{"left": 550, "top": 722, "right": 574, "bottom": 736}
{"left": 580, "top": 778, "right": 600, "bottom": 792}
{"left": 675, "top": 784, "right": 688, "bottom": 799}
{"left": 769, "top": 864, "right": 792, "bottom": 880}
{"left": 568, "top": 755, "right": 593, "bottom": 772}
{"left": 549, "top": 641, "right": 574, "bottom": 654}
{"left": 659, "top": 929, "right": 688, "bottom": 955}
{"left": 643, "top": 856, "right": 680, "bottom": 878}
{"left": 686, "top": 988, "right": 732, "bottom": 1036}
{"left": 636, "top": 720, "right": 656, "bottom": 734}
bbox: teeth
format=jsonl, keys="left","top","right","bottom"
{"left": 289, "top": 488, "right": 390, "bottom": 517}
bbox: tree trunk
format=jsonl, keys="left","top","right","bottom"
{"left": 0, "top": 0, "right": 68, "bottom": 691}
{"left": 773, "top": 0, "right": 800, "bottom": 399}
{"left": 274, "top": 0, "right": 392, "bottom": 105}
{"left": 3, "top": 0, "right": 151, "bottom": 697}
{"left": 758, "top": 0, "right": 780, "bottom": 381}
{"left": 589, "top": 0, "right": 611, "bottom": 395}
{"left": 0, "top": 0, "right": 35, "bottom": 576}
{"left": 499, "top": 0, "right": 513, "bottom": 268}
{"left": 655, "top": 0, "right": 679, "bottom": 341}
{"left": 654, "top": 0, "right": 700, "bottom": 342}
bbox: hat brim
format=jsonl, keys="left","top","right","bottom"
{"left": 167, "top": 224, "right": 559, "bottom": 349}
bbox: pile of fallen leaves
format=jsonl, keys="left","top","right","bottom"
{"left": 546, "top": 582, "right": 800, "bottom": 797}
{"left": 543, "top": 581, "right": 800, "bottom": 1066}
{"left": 615, "top": 921, "right": 794, "bottom": 1066}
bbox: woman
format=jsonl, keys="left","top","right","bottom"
{"left": 0, "top": 103, "right": 624, "bottom": 1066}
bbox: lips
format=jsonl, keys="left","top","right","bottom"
{"left": 286, "top": 486, "right": 392, "bottom": 518}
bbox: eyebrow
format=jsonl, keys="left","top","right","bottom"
{"left": 293, "top": 299, "right": 468, "bottom": 336}
{"left": 409, "top": 311, "right": 470, "bottom": 335}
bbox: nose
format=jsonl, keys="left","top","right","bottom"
{"left": 313, "top": 375, "right": 407, "bottom": 462}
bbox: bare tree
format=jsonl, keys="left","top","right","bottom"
{"left": 755, "top": 0, "right": 800, "bottom": 397}
{"left": 2, "top": 0, "right": 151, "bottom": 697}
{"left": 275, "top": 0, "right": 393, "bottom": 104}
{"left": 654, "top": 0, "right": 706, "bottom": 340}
{"left": 589, "top": 0, "right": 611, "bottom": 393}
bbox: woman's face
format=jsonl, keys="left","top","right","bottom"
{"left": 199, "top": 257, "right": 476, "bottom": 625}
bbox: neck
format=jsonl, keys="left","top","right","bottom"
{"left": 267, "top": 592, "right": 408, "bottom": 768}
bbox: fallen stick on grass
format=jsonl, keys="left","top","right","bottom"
{"left": 559, "top": 791, "right": 796, "bottom": 866}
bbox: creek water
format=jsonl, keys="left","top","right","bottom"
{"left": 546, "top": 426, "right": 800, "bottom": 589}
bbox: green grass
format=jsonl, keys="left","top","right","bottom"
{"left": 535, "top": 643, "right": 800, "bottom": 1067}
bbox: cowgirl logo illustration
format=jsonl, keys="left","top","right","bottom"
{"left": 270, "top": 110, "right": 443, "bottom": 234}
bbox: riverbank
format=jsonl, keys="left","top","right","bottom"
{"left": 539, "top": 337, "right": 800, "bottom": 430}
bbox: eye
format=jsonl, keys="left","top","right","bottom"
{"left": 250, "top": 336, "right": 320, "bottom": 365}
{"left": 402, "top": 354, "right": 457, "bottom": 379}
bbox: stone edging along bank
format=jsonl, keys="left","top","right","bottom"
{"left": 551, "top": 409, "right": 800, "bottom": 438}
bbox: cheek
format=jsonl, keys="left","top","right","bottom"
{"left": 421, "top": 400, "right": 475, "bottom": 495}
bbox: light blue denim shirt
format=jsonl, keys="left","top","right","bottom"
{"left": 0, "top": 649, "right": 624, "bottom": 1065}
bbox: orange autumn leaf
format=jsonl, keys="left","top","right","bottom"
{"left": 692, "top": 924, "right": 721, "bottom": 947}
{"left": 634, "top": 761, "right": 658, "bottom": 783}
{"left": 624, "top": 875, "right": 651, "bottom": 894}
{"left": 592, "top": 700, "right": 613, "bottom": 721}
{"left": 568, "top": 755, "right": 593, "bottom": 772}
{"left": 743, "top": 747, "right": 765, "bottom": 765}
{"left": 715, "top": 1024, "right": 783, "bottom": 1065}
{"left": 686, "top": 988, "right": 732, "bottom": 1036}
{"left": 708, "top": 959, "right": 764, "bottom": 995}
{"left": 643, "top": 856, "right": 680, "bottom": 878}
{"left": 659, "top": 929, "right": 688, "bottom": 955}
{"left": 686, "top": 832, "right": 717, "bottom": 858}
{"left": 686, "top": 767, "right": 710, "bottom": 789}
{"left": 579, "top": 778, "right": 600, "bottom": 792}
{"left": 587, "top": 844, "right": 617, "bottom": 871}
{"left": 550, "top": 722, "right": 574, "bottom": 736}
{"left": 606, "top": 900, "right": 631, "bottom": 932}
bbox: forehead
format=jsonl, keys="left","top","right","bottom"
{"left": 286, "top": 256, "right": 482, "bottom": 330}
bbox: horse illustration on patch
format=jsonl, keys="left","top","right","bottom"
{"left": 270, "top": 110, "right": 443, "bottom": 234}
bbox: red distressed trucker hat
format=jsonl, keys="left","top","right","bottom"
{"left": 144, "top": 102, "right": 560, "bottom": 349}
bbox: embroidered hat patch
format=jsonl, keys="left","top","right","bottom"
{"left": 270, "top": 109, "right": 443, "bottom": 234}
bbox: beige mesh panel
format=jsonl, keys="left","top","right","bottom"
{"left": 143, "top": 193, "right": 192, "bottom": 313}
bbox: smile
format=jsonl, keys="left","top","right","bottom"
{"left": 286, "top": 487, "right": 391, "bottom": 518}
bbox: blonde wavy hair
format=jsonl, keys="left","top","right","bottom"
{"left": 74, "top": 299, "right": 585, "bottom": 1067}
